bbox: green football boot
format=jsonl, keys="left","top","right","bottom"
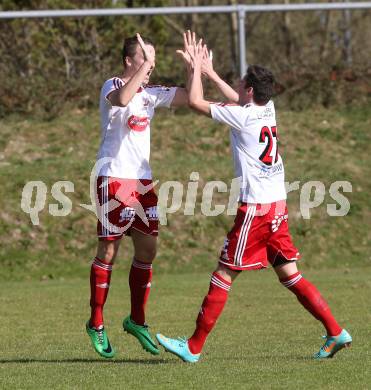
{"left": 123, "top": 315, "right": 159, "bottom": 355}
{"left": 314, "top": 329, "right": 352, "bottom": 359}
{"left": 86, "top": 321, "right": 115, "bottom": 358}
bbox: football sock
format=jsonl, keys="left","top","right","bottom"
{"left": 280, "top": 272, "right": 342, "bottom": 336}
{"left": 188, "top": 272, "right": 231, "bottom": 354}
{"left": 89, "top": 257, "right": 113, "bottom": 329}
{"left": 129, "top": 258, "right": 153, "bottom": 326}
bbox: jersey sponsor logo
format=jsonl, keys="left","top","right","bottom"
{"left": 127, "top": 115, "right": 149, "bottom": 132}
{"left": 258, "top": 162, "right": 283, "bottom": 178}
{"left": 257, "top": 106, "right": 274, "bottom": 119}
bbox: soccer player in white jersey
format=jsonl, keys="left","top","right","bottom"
{"left": 156, "top": 34, "right": 352, "bottom": 362}
{"left": 86, "top": 33, "right": 190, "bottom": 358}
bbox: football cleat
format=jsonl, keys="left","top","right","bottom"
{"left": 123, "top": 316, "right": 159, "bottom": 355}
{"left": 156, "top": 334, "right": 200, "bottom": 363}
{"left": 313, "top": 329, "right": 352, "bottom": 359}
{"left": 86, "top": 321, "right": 115, "bottom": 358}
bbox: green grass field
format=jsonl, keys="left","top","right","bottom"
{"left": 1, "top": 268, "right": 370, "bottom": 389}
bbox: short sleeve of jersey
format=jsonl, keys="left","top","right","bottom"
{"left": 146, "top": 86, "right": 177, "bottom": 108}
{"left": 210, "top": 103, "right": 249, "bottom": 131}
{"left": 101, "top": 77, "right": 124, "bottom": 103}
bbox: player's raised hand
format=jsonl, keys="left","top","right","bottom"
{"left": 136, "top": 33, "right": 155, "bottom": 67}
{"left": 176, "top": 32, "right": 191, "bottom": 66}
{"left": 176, "top": 30, "right": 197, "bottom": 68}
{"left": 201, "top": 47, "right": 215, "bottom": 78}
{"left": 187, "top": 38, "right": 205, "bottom": 68}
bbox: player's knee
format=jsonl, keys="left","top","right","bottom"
{"left": 143, "top": 247, "right": 156, "bottom": 262}
{"left": 135, "top": 247, "right": 157, "bottom": 263}
{"left": 214, "top": 264, "right": 239, "bottom": 284}
{"left": 273, "top": 260, "right": 299, "bottom": 280}
{"left": 97, "top": 241, "right": 119, "bottom": 263}
{"left": 101, "top": 249, "right": 116, "bottom": 263}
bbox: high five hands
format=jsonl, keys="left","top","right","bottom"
{"left": 176, "top": 30, "right": 214, "bottom": 77}
{"left": 176, "top": 30, "right": 197, "bottom": 68}
{"left": 187, "top": 37, "right": 207, "bottom": 70}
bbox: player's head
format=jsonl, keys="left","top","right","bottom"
{"left": 122, "top": 35, "right": 155, "bottom": 84}
{"left": 239, "top": 65, "right": 274, "bottom": 105}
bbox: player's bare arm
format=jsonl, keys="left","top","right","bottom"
{"left": 109, "top": 33, "right": 155, "bottom": 107}
{"left": 170, "top": 88, "right": 189, "bottom": 107}
{"left": 187, "top": 39, "right": 212, "bottom": 116}
{"left": 201, "top": 48, "right": 239, "bottom": 103}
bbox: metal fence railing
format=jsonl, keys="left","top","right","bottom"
{"left": 1, "top": 2, "right": 370, "bottom": 76}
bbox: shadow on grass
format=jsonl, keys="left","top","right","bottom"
{"left": 216, "top": 354, "right": 314, "bottom": 362}
{"left": 0, "top": 358, "right": 170, "bottom": 364}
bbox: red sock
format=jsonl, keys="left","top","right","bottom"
{"left": 129, "top": 258, "right": 153, "bottom": 326}
{"left": 280, "top": 272, "right": 342, "bottom": 336}
{"left": 188, "top": 272, "right": 231, "bottom": 354}
{"left": 89, "top": 257, "right": 112, "bottom": 328}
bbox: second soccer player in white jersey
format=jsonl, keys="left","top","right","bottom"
{"left": 86, "top": 33, "right": 190, "bottom": 358}
{"left": 156, "top": 33, "right": 352, "bottom": 363}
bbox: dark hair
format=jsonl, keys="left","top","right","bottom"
{"left": 244, "top": 65, "right": 275, "bottom": 105}
{"left": 122, "top": 35, "right": 154, "bottom": 66}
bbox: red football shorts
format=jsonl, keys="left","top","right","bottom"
{"left": 219, "top": 200, "right": 300, "bottom": 271}
{"left": 96, "top": 176, "right": 159, "bottom": 241}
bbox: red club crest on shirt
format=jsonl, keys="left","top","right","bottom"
{"left": 127, "top": 115, "right": 149, "bottom": 132}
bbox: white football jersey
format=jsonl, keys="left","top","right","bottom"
{"left": 97, "top": 77, "right": 177, "bottom": 179}
{"left": 210, "top": 101, "right": 286, "bottom": 204}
